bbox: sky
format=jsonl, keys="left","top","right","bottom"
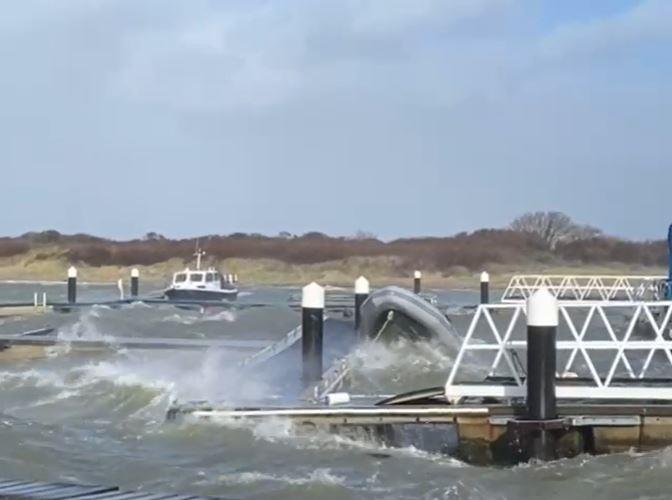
{"left": 0, "top": 0, "right": 670, "bottom": 241}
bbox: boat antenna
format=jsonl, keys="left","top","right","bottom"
{"left": 194, "top": 239, "right": 205, "bottom": 270}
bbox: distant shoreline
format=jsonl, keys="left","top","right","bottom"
{"left": 0, "top": 254, "right": 664, "bottom": 289}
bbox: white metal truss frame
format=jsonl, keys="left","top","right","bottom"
{"left": 445, "top": 301, "right": 672, "bottom": 400}
{"left": 501, "top": 275, "right": 667, "bottom": 303}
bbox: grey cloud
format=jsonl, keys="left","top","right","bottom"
{"left": 0, "top": 1, "right": 669, "bottom": 240}
{"left": 539, "top": 0, "right": 672, "bottom": 60}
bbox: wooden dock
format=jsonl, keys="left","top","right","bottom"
{"left": 168, "top": 401, "right": 672, "bottom": 465}
{"left": 0, "top": 328, "right": 270, "bottom": 361}
{"left": 0, "top": 305, "right": 51, "bottom": 318}
{"left": 0, "top": 333, "right": 269, "bottom": 351}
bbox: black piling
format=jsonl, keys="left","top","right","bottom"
{"left": 354, "top": 276, "right": 370, "bottom": 335}
{"left": 480, "top": 271, "right": 490, "bottom": 304}
{"left": 525, "top": 288, "right": 559, "bottom": 460}
{"left": 667, "top": 223, "right": 672, "bottom": 299}
{"left": 67, "top": 266, "right": 77, "bottom": 304}
{"left": 130, "top": 268, "right": 139, "bottom": 298}
{"left": 302, "top": 282, "right": 324, "bottom": 384}
{"left": 413, "top": 270, "right": 422, "bottom": 294}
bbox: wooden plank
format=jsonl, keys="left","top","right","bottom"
{"left": 176, "top": 405, "right": 488, "bottom": 426}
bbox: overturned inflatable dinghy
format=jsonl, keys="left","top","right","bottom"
{"left": 358, "top": 286, "right": 459, "bottom": 348}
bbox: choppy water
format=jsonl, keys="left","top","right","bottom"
{"left": 0, "top": 283, "right": 670, "bottom": 499}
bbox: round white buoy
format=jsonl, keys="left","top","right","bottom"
{"left": 131, "top": 268, "right": 140, "bottom": 278}
{"left": 414, "top": 270, "right": 422, "bottom": 279}
{"left": 68, "top": 266, "right": 78, "bottom": 278}
{"left": 480, "top": 271, "right": 490, "bottom": 283}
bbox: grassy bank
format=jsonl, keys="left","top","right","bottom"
{"left": 0, "top": 251, "right": 664, "bottom": 289}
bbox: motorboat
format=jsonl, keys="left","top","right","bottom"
{"left": 163, "top": 249, "right": 238, "bottom": 301}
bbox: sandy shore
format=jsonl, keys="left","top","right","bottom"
{"left": 0, "top": 252, "right": 664, "bottom": 289}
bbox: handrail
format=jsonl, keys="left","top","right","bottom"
{"left": 501, "top": 275, "right": 667, "bottom": 303}
{"left": 445, "top": 301, "right": 672, "bottom": 400}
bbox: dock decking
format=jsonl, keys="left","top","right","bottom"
{"left": 0, "top": 478, "right": 218, "bottom": 499}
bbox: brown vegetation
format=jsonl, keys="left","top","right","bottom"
{"left": 0, "top": 225, "right": 666, "bottom": 272}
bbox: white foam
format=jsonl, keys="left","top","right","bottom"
{"left": 218, "top": 468, "right": 347, "bottom": 486}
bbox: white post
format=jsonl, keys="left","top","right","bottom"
{"left": 67, "top": 266, "right": 77, "bottom": 304}
{"left": 302, "top": 282, "right": 325, "bottom": 383}
{"left": 131, "top": 268, "right": 140, "bottom": 297}
{"left": 354, "top": 276, "right": 370, "bottom": 334}
{"left": 526, "top": 288, "right": 559, "bottom": 460}
{"left": 480, "top": 271, "right": 490, "bottom": 304}
{"left": 413, "top": 270, "right": 422, "bottom": 294}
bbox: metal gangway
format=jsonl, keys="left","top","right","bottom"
{"left": 501, "top": 274, "right": 668, "bottom": 303}
{"left": 445, "top": 300, "right": 672, "bottom": 401}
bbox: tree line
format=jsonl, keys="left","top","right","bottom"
{"left": 0, "top": 212, "right": 667, "bottom": 270}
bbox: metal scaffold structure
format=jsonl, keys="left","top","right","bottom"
{"left": 501, "top": 274, "right": 668, "bottom": 303}
{"left": 445, "top": 300, "right": 672, "bottom": 401}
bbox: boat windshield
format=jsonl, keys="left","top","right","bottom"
{"left": 175, "top": 273, "right": 187, "bottom": 283}
{"left": 205, "top": 272, "right": 215, "bottom": 282}
{"left": 190, "top": 273, "right": 204, "bottom": 282}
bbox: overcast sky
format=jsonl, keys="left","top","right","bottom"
{"left": 0, "top": 0, "right": 670, "bottom": 240}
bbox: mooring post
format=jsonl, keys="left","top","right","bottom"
{"left": 413, "top": 270, "right": 422, "bottom": 294}
{"left": 480, "top": 271, "right": 490, "bottom": 304}
{"left": 67, "top": 266, "right": 77, "bottom": 304}
{"left": 667, "top": 223, "right": 672, "bottom": 299}
{"left": 526, "top": 287, "right": 559, "bottom": 460}
{"left": 354, "top": 276, "right": 370, "bottom": 335}
{"left": 302, "top": 282, "right": 324, "bottom": 384}
{"left": 130, "top": 268, "right": 140, "bottom": 298}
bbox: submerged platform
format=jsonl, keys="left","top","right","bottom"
{"left": 0, "top": 332, "right": 269, "bottom": 351}
{"left": 0, "top": 477, "right": 216, "bottom": 499}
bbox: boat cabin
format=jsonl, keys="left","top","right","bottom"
{"left": 172, "top": 268, "right": 225, "bottom": 289}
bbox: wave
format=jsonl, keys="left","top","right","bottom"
{"left": 218, "top": 468, "right": 347, "bottom": 487}
{"left": 159, "top": 310, "right": 237, "bottom": 325}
